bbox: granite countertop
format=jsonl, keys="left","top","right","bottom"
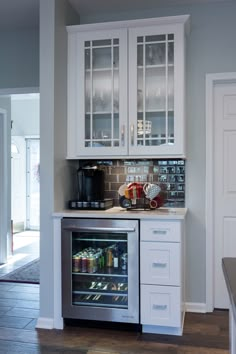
{"left": 222, "top": 257, "right": 236, "bottom": 322}
{"left": 53, "top": 206, "right": 187, "bottom": 220}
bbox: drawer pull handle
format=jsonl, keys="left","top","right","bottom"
{"left": 152, "top": 229, "right": 168, "bottom": 235}
{"left": 153, "top": 304, "right": 167, "bottom": 310}
{"left": 121, "top": 125, "right": 125, "bottom": 146}
{"left": 152, "top": 262, "right": 167, "bottom": 268}
{"left": 130, "top": 124, "right": 134, "bottom": 146}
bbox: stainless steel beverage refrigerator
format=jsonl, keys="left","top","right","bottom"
{"left": 61, "top": 218, "right": 139, "bottom": 324}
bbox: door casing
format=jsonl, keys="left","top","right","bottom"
{"left": 0, "top": 108, "right": 10, "bottom": 262}
{"left": 0, "top": 87, "right": 39, "bottom": 261}
{"left": 205, "top": 72, "right": 236, "bottom": 311}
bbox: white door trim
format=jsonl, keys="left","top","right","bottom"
{"left": 206, "top": 72, "right": 236, "bottom": 312}
{"left": 0, "top": 108, "right": 9, "bottom": 262}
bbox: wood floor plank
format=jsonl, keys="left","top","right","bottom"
{"left": 0, "top": 315, "right": 33, "bottom": 329}
{"left": 0, "top": 306, "right": 12, "bottom": 315}
{"left": 87, "top": 351, "right": 121, "bottom": 354}
{"left": 0, "top": 290, "right": 39, "bottom": 301}
{"left": 0, "top": 281, "right": 230, "bottom": 354}
{"left": 4, "top": 307, "right": 40, "bottom": 318}
{"left": 0, "top": 327, "right": 39, "bottom": 344}
{"left": 176, "top": 346, "right": 229, "bottom": 354}
{"left": 8, "top": 284, "right": 39, "bottom": 294}
{"left": 0, "top": 283, "right": 16, "bottom": 291}
{"left": 24, "top": 318, "right": 38, "bottom": 330}
{"left": 0, "top": 298, "right": 39, "bottom": 309}
{"left": 0, "top": 339, "right": 39, "bottom": 354}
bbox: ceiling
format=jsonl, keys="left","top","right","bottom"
{"left": 0, "top": 0, "right": 230, "bottom": 30}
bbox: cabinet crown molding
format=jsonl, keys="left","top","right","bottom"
{"left": 66, "top": 14, "right": 190, "bottom": 35}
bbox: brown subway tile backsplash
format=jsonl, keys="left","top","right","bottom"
{"left": 105, "top": 174, "right": 118, "bottom": 183}
{"left": 105, "top": 190, "right": 118, "bottom": 200}
{"left": 118, "top": 174, "right": 127, "bottom": 183}
{"left": 95, "top": 159, "right": 185, "bottom": 208}
{"left": 111, "top": 166, "right": 125, "bottom": 175}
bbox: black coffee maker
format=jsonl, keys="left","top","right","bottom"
{"left": 77, "top": 165, "right": 105, "bottom": 202}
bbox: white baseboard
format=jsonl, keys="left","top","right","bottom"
{"left": 35, "top": 317, "right": 54, "bottom": 329}
{"left": 35, "top": 304, "right": 207, "bottom": 330}
{"left": 185, "top": 302, "right": 207, "bottom": 313}
{"left": 142, "top": 324, "right": 182, "bottom": 336}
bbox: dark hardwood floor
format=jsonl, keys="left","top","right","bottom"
{"left": 0, "top": 281, "right": 230, "bottom": 354}
{"left": 0, "top": 233, "right": 229, "bottom": 353}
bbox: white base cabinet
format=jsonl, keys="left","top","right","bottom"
{"left": 140, "top": 219, "right": 185, "bottom": 335}
{"left": 141, "top": 242, "right": 181, "bottom": 286}
{"left": 141, "top": 285, "right": 181, "bottom": 327}
{"left": 51, "top": 208, "right": 187, "bottom": 334}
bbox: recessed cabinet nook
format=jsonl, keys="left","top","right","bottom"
{"left": 60, "top": 13, "right": 189, "bottom": 338}
{"left": 67, "top": 15, "right": 190, "bottom": 159}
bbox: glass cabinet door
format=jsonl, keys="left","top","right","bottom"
{"left": 129, "top": 25, "right": 185, "bottom": 157}
{"left": 136, "top": 34, "right": 174, "bottom": 146}
{"left": 77, "top": 30, "right": 127, "bottom": 156}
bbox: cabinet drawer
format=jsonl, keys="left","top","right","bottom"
{"left": 141, "top": 242, "right": 180, "bottom": 286}
{"left": 141, "top": 285, "right": 181, "bottom": 327}
{"left": 140, "top": 220, "right": 182, "bottom": 242}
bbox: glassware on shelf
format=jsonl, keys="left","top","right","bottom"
{"left": 146, "top": 42, "right": 166, "bottom": 66}
{"left": 137, "top": 120, "right": 152, "bottom": 135}
{"left": 83, "top": 37, "right": 121, "bottom": 152}
{"left": 137, "top": 89, "right": 143, "bottom": 111}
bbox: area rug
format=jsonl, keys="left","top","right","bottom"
{"left": 0, "top": 258, "right": 39, "bottom": 284}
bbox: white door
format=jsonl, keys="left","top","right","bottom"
{"left": 214, "top": 82, "right": 236, "bottom": 308}
{"left": 26, "top": 138, "right": 40, "bottom": 230}
{"left": 11, "top": 137, "right": 26, "bottom": 230}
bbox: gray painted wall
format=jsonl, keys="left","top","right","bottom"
{"left": 0, "top": 29, "right": 39, "bottom": 89}
{"left": 40, "top": 0, "right": 55, "bottom": 319}
{"left": 40, "top": 0, "right": 236, "bottom": 321}
{"left": 74, "top": 1, "right": 236, "bottom": 304}
{"left": 39, "top": 0, "right": 79, "bottom": 321}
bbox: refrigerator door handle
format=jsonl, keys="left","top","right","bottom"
{"left": 64, "top": 226, "right": 136, "bottom": 233}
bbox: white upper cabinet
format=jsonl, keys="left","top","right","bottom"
{"left": 67, "top": 28, "right": 128, "bottom": 158}
{"left": 67, "top": 15, "right": 190, "bottom": 159}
